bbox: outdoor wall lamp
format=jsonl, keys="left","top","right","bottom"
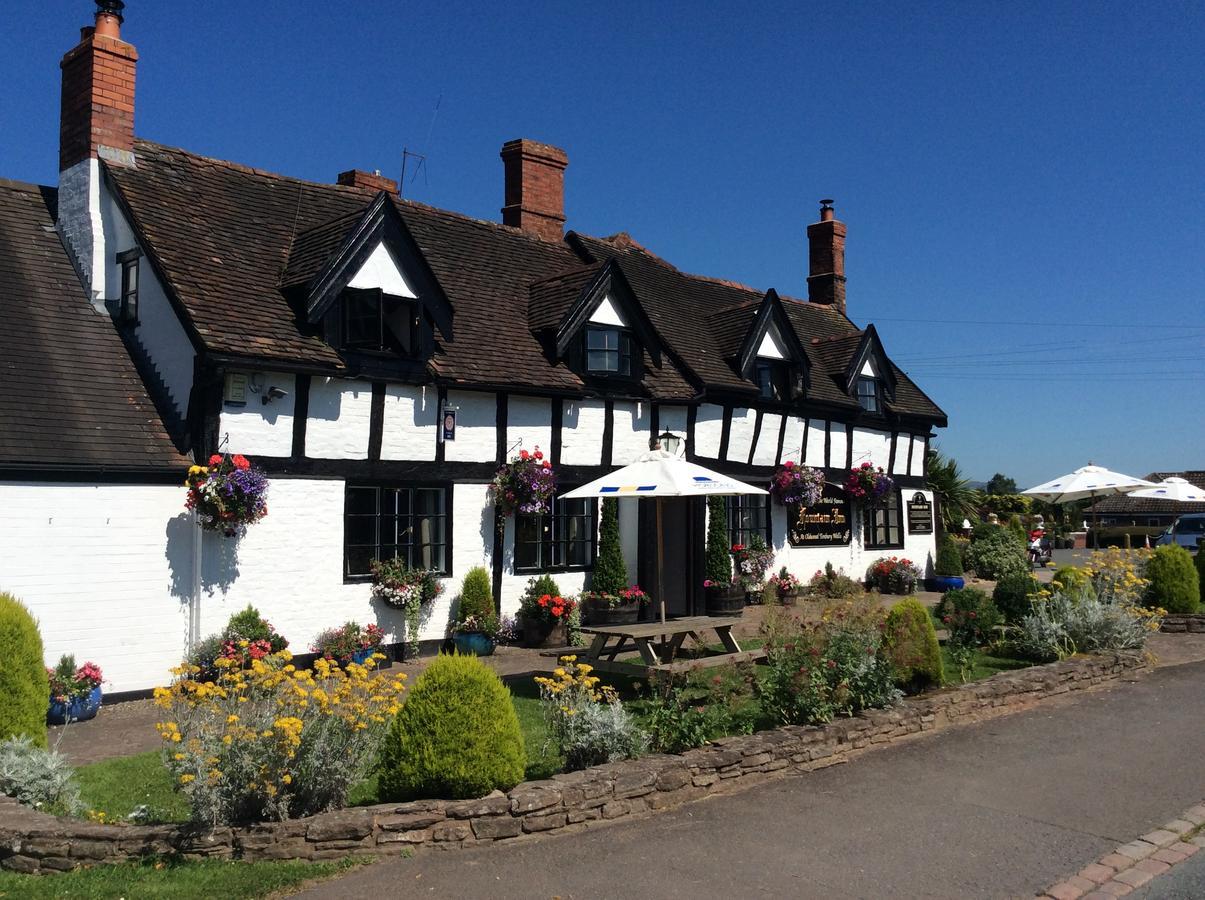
{"left": 262, "top": 386, "right": 288, "bottom": 405}
{"left": 657, "top": 430, "right": 683, "bottom": 456}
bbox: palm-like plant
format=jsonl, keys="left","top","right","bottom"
{"left": 925, "top": 447, "right": 979, "bottom": 535}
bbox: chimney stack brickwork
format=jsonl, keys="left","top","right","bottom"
{"left": 500, "top": 139, "right": 568, "bottom": 242}
{"left": 806, "top": 201, "right": 847, "bottom": 314}
{"left": 337, "top": 170, "right": 399, "bottom": 194}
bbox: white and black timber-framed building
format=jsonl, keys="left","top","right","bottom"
{"left": 0, "top": 3, "right": 948, "bottom": 693}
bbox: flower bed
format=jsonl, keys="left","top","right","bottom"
{"left": 0, "top": 652, "right": 1146, "bottom": 874}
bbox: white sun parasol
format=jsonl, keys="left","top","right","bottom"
{"left": 1127, "top": 477, "right": 1205, "bottom": 503}
{"left": 1022, "top": 464, "right": 1156, "bottom": 548}
{"left": 561, "top": 449, "right": 767, "bottom": 623}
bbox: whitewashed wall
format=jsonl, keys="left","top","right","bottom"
{"left": 445, "top": 390, "right": 496, "bottom": 462}
{"left": 561, "top": 400, "right": 605, "bottom": 465}
{"left": 0, "top": 481, "right": 190, "bottom": 694}
{"left": 382, "top": 384, "right": 437, "bottom": 460}
{"left": 307, "top": 378, "right": 372, "bottom": 459}
{"left": 219, "top": 373, "right": 296, "bottom": 457}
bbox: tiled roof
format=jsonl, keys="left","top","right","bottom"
{"left": 1088, "top": 472, "right": 1205, "bottom": 516}
{"left": 0, "top": 178, "right": 188, "bottom": 472}
{"left": 105, "top": 140, "right": 946, "bottom": 419}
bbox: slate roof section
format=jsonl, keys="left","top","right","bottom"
{"left": 0, "top": 178, "right": 189, "bottom": 472}
{"left": 1087, "top": 472, "right": 1205, "bottom": 517}
{"left": 528, "top": 263, "right": 602, "bottom": 334}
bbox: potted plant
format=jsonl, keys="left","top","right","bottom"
{"left": 580, "top": 585, "right": 648, "bottom": 626}
{"left": 704, "top": 496, "right": 743, "bottom": 616}
{"left": 867, "top": 556, "right": 922, "bottom": 595}
{"left": 517, "top": 590, "right": 577, "bottom": 647}
{"left": 185, "top": 453, "right": 269, "bottom": 537}
{"left": 844, "top": 461, "right": 894, "bottom": 504}
{"left": 932, "top": 538, "right": 966, "bottom": 592}
{"left": 769, "top": 461, "right": 825, "bottom": 507}
{"left": 733, "top": 535, "right": 775, "bottom": 604}
{"left": 490, "top": 447, "right": 557, "bottom": 524}
{"left": 451, "top": 566, "right": 498, "bottom": 656}
{"left": 582, "top": 498, "right": 635, "bottom": 624}
{"left": 310, "top": 621, "right": 386, "bottom": 666}
{"left": 371, "top": 558, "right": 444, "bottom": 658}
{"left": 769, "top": 567, "right": 802, "bottom": 606}
{"left": 46, "top": 655, "right": 103, "bottom": 725}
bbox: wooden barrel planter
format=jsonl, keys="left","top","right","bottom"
{"left": 705, "top": 585, "right": 744, "bottom": 617}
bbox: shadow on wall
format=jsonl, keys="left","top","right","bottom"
{"left": 308, "top": 378, "right": 344, "bottom": 421}
{"left": 165, "top": 513, "right": 241, "bottom": 603}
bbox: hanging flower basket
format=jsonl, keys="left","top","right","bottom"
{"left": 844, "top": 462, "right": 894, "bottom": 504}
{"left": 490, "top": 447, "right": 557, "bottom": 519}
{"left": 371, "top": 559, "right": 444, "bottom": 658}
{"left": 769, "top": 461, "right": 825, "bottom": 507}
{"left": 185, "top": 454, "right": 269, "bottom": 537}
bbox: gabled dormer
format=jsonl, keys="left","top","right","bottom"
{"left": 535, "top": 257, "right": 663, "bottom": 384}
{"left": 293, "top": 193, "right": 452, "bottom": 374}
{"left": 735, "top": 289, "right": 810, "bottom": 402}
{"left": 844, "top": 324, "right": 897, "bottom": 414}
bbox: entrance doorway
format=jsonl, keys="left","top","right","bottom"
{"left": 639, "top": 497, "right": 704, "bottom": 617}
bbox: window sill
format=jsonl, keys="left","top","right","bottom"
{"left": 513, "top": 565, "right": 595, "bottom": 576}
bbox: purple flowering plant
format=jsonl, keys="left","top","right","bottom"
{"left": 769, "top": 461, "right": 825, "bottom": 507}
{"left": 490, "top": 447, "right": 557, "bottom": 519}
{"left": 844, "top": 462, "right": 894, "bottom": 502}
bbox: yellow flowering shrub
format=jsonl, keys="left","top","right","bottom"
{"left": 534, "top": 656, "right": 644, "bottom": 770}
{"left": 1080, "top": 547, "right": 1151, "bottom": 605}
{"left": 154, "top": 646, "right": 405, "bottom": 825}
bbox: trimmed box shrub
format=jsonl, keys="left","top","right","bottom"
{"left": 0, "top": 593, "right": 49, "bottom": 748}
{"left": 705, "top": 495, "right": 733, "bottom": 586}
{"left": 934, "top": 538, "right": 964, "bottom": 578}
{"left": 965, "top": 529, "right": 1029, "bottom": 581}
{"left": 992, "top": 573, "right": 1040, "bottom": 624}
{"left": 592, "top": 497, "right": 628, "bottom": 595}
{"left": 457, "top": 566, "right": 495, "bottom": 622}
{"left": 883, "top": 598, "right": 944, "bottom": 692}
{"left": 1144, "top": 545, "right": 1200, "bottom": 613}
{"left": 379, "top": 653, "right": 525, "bottom": 801}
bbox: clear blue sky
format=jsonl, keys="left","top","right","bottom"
{"left": 3, "top": 1, "right": 1202, "bottom": 487}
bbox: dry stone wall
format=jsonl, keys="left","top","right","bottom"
{"left": 0, "top": 652, "right": 1146, "bottom": 875}
{"left": 1160, "top": 614, "right": 1205, "bottom": 633}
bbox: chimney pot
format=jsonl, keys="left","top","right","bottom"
{"left": 94, "top": 0, "right": 125, "bottom": 38}
{"left": 500, "top": 138, "right": 568, "bottom": 241}
{"left": 806, "top": 200, "right": 847, "bottom": 314}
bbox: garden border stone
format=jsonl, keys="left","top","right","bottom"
{"left": 0, "top": 651, "right": 1147, "bottom": 875}
{"left": 1160, "top": 614, "right": 1205, "bottom": 634}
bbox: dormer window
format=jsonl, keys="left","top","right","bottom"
{"left": 342, "top": 288, "right": 418, "bottom": 355}
{"left": 116, "top": 248, "right": 141, "bottom": 324}
{"left": 585, "top": 325, "right": 634, "bottom": 376}
{"left": 756, "top": 359, "right": 793, "bottom": 400}
{"left": 856, "top": 375, "right": 880, "bottom": 412}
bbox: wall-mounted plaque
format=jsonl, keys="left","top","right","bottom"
{"left": 788, "top": 483, "right": 852, "bottom": 547}
{"left": 907, "top": 492, "right": 933, "bottom": 534}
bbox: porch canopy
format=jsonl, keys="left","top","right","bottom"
{"left": 561, "top": 449, "right": 767, "bottom": 623}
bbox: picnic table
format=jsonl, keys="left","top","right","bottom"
{"left": 577, "top": 615, "right": 765, "bottom": 677}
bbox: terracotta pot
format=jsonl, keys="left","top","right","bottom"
{"left": 705, "top": 585, "right": 744, "bottom": 617}
{"left": 583, "top": 598, "right": 640, "bottom": 626}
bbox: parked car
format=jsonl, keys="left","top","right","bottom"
{"left": 1154, "top": 513, "right": 1205, "bottom": 552}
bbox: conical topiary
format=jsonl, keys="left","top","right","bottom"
{"left": 0, "top": 593, "right": 49, "bottom": 747}
{"left": 591, "top": 498, "right": 628, "bottom": 596}
{"left": 705, "top": 496, "right": 732, "bottom": 586}
{"left": 457, "top": 566, "right": 495, "bottom": 622}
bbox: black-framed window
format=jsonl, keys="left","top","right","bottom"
{"left": 342, "top": 288, "right": 418, "bottom": 355}
{"left": 585, "top": 325, "right": 634, "bottom": 376}
{"left": 856, "top": 375, "right": 880, "bottom": 413}
{"left": 726, "top": 494, "right": 771, "bottom": 547}
{"left": 344, "top": 484, "right": 448, "bottom": 578}
{"left": 117, "top": 248, "right": 140, "bottom": 324}
{"left": 864, "top": 490, "right": 904, "bottom": 549}
{"left": 755, "top": 359, "right": 793, "bottom": 401}
{"left": 514, "top": 496, "right": 597, "bottom": 573}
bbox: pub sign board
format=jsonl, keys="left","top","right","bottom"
{"left": 907, "top": 492, "right": 933, "bottom": 534}
{"left": 788, "top": 483, "right": 852, "bottom": 547}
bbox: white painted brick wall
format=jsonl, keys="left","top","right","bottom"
{"left": 307, "top": 378, "right": 372, "bottom": 459}
{"left": 829, "top": 425, "right": 849, "bottom": 469}
{"left": 506, "top": 397, "right": 553, "bottom": 459}
{"left": 804, "top": 419, "right": 827, "bottom": 466}
{"left": 890, "top": 434, "right": 910, "bottom": 475}
{"left": 611, "top": 401, "right": 652, "bottom": 465}
{"left": 381, "top": 384, "right": 437, "bottom": 461}
{"left": 781, "top": 416, "right": 805, "bottom": 464}
{"left": 220, "top": 373, "right": 296, "bottom": 457}
{"left": 694, "top": 404, "right": 725, "bottom": 458}
{"left": 726, "top": 407, "right": 756, "bottom": 463}
{"left": 445, "top": 390, "right": 496, "bottom": 462}
{"left": 910, "top": 436, "right": 927, "bottom": 476}
{"left": 752, "top": 413, "right": 783, "bottom": 466}
{"left": 560, "top": 400, "right": 605, "bottom": 465}
{"left": 659, "top": 406, "right": 689, "bottom": 444}
{"left": 851, "top": 427, "right": 891, "bottom": 470}
{"left": 0, "top": 482, "right": 190, "bottom": 694}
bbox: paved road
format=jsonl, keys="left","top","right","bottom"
{"left": 1133, "top": 846, "right": 1205, "bottom": 899}
{"left": 297, "top": 660, "right": 1205, "bottom": 900}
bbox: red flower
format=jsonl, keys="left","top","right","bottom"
{"left": 538, "top": 596, "right": 549, "bottom": 607}
{"left": 534, "top": 449, "right": 543, "bottom": 460}
{"left": 232, "top": 454, "right": 250, "bottom": 470}
{"left": 209, "top": 454, "right": 222, "bottom": 466}
{"left": 519, "top": 450, "right": 530, "bottom": 461}
{"left": 542, "top": 460, "right": 551, "bottom": 468}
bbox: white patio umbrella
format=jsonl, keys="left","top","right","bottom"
{"left": 561, "top": 449, "right": 767, "bottom": 624}
{"left": 1127, "top": 477, "right": 1205, "bottom": 503}
{"left": 1021, "top": 464, "right": 1156, "bottom": 548}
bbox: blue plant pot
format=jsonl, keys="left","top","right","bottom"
{"left": 349, "top": 648, "right": 374, "bottom": 666}
{"left": 931, "top": 575, "right": 965, "bottom": 593}
{"left": 47, "top": 686, "right": 102, "bottom": 725}
{"left": 452, "top": 632, "right": 496, "bottom": 657}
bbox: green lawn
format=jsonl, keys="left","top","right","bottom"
{"left": 0, "top": 857, "right": 367, "bottom": 899}
{"left": 76, "top": 751, "right": 189, "bottom": 824}
{"left": 939, "top": 646, "right": 1032, "bottom": 683}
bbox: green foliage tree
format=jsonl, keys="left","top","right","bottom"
{"left": 457, "top": 566, "right": 495, "bottom": 622}
{"left": 0, "top": 593, "right": 49, "bottom": 748}
{"left": 591, "top": 498, "right": 628, "bottom": 596}
{"left": 966, "top": 528, "right": 1029, "bottom": 580}
{"left": 925, "top": 447, "right": 979, "bottom": 534}
{"left": 934, "top": 538, "right": 964, "bottom": 577}
{"left": 1006, "top": 514, "right": 1028, "bottom": 547}
{"left": 705, "top": 496, "right": 732, "bottom": 586}
{"left": 882, "top": 598, "right": 944, "bottom": 692}
{"left": 378, "top": 653, "right": 525, "bottom": 800}
{"left": 1144, "top": 545, "right": 1200, "bottom": 614}
{"left": 992, "top": 572, "right": 1040, "bottom": 623}
{"left": 986, "top": 473, "right": 1018, "bottom": 495}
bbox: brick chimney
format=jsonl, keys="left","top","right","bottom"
{"left": 500, "top": 139, "right": 568, "bottom": 241}
{"left": 806, "top": 199, "right": 847, "bottom": 314}
{"left": 60, "top": 1, "right": 137, "bottom": 172}
{"left": 58, "top": 1, "right": 138, "bottom": 301}
{"left": 337, "top": 169, "right": 399, "bottom": 194}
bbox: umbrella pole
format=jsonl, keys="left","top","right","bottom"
{"left": 656, "top": 497, "right": 666, "bottom": 626}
